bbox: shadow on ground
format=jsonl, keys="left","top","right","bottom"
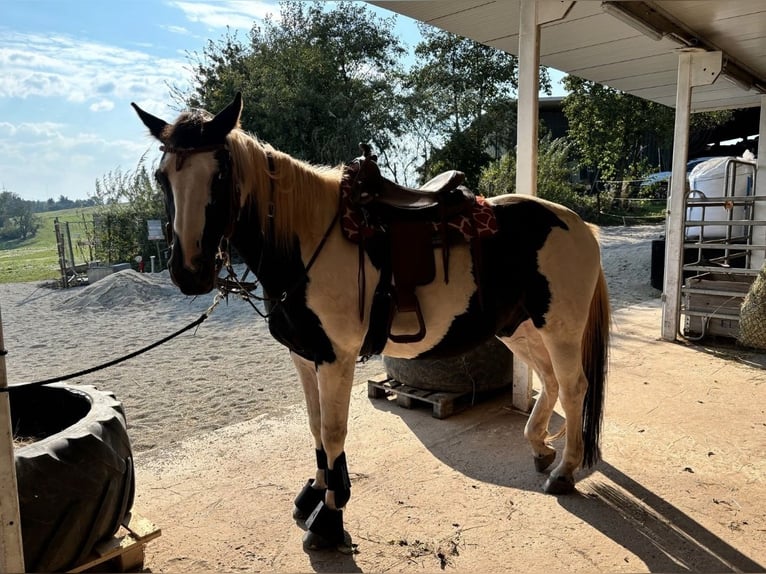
{"left": 367, "top": 388, "right": 764, "bottom": 573}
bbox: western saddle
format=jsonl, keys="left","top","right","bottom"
{"left": 342, "top": 144, "right": 486, "bottom": 353}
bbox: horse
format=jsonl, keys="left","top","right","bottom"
{"left": 132, "top": 92, "right": 610, "bottom": 551}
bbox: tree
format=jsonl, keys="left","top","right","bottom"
{"left": 404, "top": 25, "right": 550, "bottom": 188}
{"left": 562, "top": 76, "right": 732, "bottom": 187}
{"left": 91, "top": 154, "right": 166, "bottom": 266}
{"left": 0, "top": 190, "right": 40, "bottom": 240}
{"left": 181, "top": 1, "right": 405, "bottom": 166}
{"left": 478, "top": 135, "right": 598, "bottom": 220}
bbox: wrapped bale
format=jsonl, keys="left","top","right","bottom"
{"left": 739, "top": 265, "right": 766, "bottom": 349}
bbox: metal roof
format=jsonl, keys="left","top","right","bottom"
{"left": 372, "top": 1, "right": 766, "bottom": 112}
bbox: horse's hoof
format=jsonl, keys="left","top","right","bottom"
{"left": 305, "top": 501, "right": 350, "bottom": 551}
{"left": 293, "top": 479, "right": 326, "bottom": 523}
{"left": 543, "top": 474, "right": 575, "bottom": 495}
{"left": 534, "top": 452, "right": 556, "bottom": 472}
{"left": 302, "top": 529, "right": 356, "bottom": 554}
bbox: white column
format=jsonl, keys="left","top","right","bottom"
{"left": 511, "top": 0, "right": 572, "bottom": 411}
{"left": 0, "top": 307, "right": 25, "bottom": 573}
{"left": 512, "top": 0, "right": 541, "bottom": 412}
{"left": 749, "top": 95, "right": 766, "bottom": 270}
{"left": 661, "top": 50, "right": 722, "bottom": 341}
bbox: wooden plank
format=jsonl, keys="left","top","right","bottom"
{"left": 67, "top": 512, "right": 161, "bottom": 573}
{"left": 123, "top": 512, "right": 160, "bottom": 540}
{"left": 0, "top": 307, "right": 25, "bottom": 573}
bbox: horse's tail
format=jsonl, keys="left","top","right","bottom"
{"left": 581, "top": 266, "right": 610, "bottom": 468}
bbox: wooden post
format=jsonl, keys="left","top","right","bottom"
{"left": 0, "top": 306, "right": 25, "bottom": 572}
{"left": 661, "top": 50, "right": 722, "bottom": 340}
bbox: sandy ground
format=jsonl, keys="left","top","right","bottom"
{"left": 5, "top": 223, "right": 765, "bottom": 572}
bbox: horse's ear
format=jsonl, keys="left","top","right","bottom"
{"left": 208, "top": 92, "right": 243, "bottom": 139}
{"left": 131, "top": 102, "right": 168, "bottom": 141}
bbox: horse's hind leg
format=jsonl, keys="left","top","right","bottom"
{"left": 500, "top": 321, "right": 560, "bottom": 472}
{"left": 290, "top": 353, "right": 328, "bottom": 522}
{"left": 539, "top": 336, "right": 588, "bottom": 494}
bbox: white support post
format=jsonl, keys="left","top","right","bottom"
{"left": 661, "top": 50, "right": 721, "bottom": 341}
{"left": 749, "top": 95, "right": 766, "bottom": 270}
{"left": 0, "top": 307, "right": 25, "bottom": 573}
{"left": 511, "top": 0, "right": 573, "bottom": 412}
{"left": 512, "top": 0, "right": 542, "bottom": 412}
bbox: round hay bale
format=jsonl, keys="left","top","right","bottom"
{"left": 383, "top": 338, "right": 513, "bottom": 393}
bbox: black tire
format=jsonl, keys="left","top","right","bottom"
{"left": 12, "top": 383, "right": 135, "bottom": 572}
{"left": 383, "top": 337, "right": 514, "bottom": 393}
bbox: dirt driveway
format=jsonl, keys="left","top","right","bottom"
{"left": 134, "top": 301, "right": 766, "bottom": 572}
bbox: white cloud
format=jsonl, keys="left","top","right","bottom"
{"left": 90, "top": 99, "right": 115, "bottom": 112}
{"left": 0, "top": 31, "right": 191, "bottom": 106}
{"left": 0, "top": 120, "right": 158, "bottom": 200}
{"left": 171, "top": 0, "right": 277, "bottom": 30}
{"left": 162, "top": 24, "right": 192, "bottom": 35}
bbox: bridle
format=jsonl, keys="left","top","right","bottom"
{"left": 160, "top": 144, "right": 227, "bottom": 171}
{"left": 160, "top": 142, "right": 341, "bottom": 319}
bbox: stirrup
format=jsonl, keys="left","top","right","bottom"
{"left": 389, "top": 302, "right": 426, "bottom": 343}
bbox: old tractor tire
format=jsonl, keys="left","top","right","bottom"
{"left": 11, "top": 383, "right": 135, "bottom": 572}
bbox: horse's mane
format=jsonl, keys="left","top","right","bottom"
{"left": 226, "top": 130, "right": 343, "bottom": 249}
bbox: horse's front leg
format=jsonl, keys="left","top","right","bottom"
{"left": 303, "top": 352, "right": 356, "bottom": 551}
{"left": 291, "top": 352, "right": 328, "bottom": 522}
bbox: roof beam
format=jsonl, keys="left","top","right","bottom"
{"left": 601, "top": 1, "right": 766, "bottom": 94}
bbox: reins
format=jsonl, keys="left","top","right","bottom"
{"left": 0, "top": 142, "right": 346, "bottom": 393}
{"left": 0, "top": 295, "right": 224, "bottom": 393}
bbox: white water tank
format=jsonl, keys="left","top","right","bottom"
{"left": 686, "top": 157, "right": 755, "bottom": 239}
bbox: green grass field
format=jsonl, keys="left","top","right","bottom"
{"left": 0, "top": 207, "right": 97, "bottom": 284}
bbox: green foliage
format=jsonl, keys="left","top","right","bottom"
{"left": 561, "top": 76, "right": 672, "bottom": 183}
{"left": 0, "top": 190, "right": 41, "bottom": 240}
{"left": 29, "top": 196, "right": 97, "bottom": 213}
{"left": 181, "top": 1, "right": 405, "bottom": 165}
{"left": 91, "top": 154, "right": 167, "bottom": 266}
{"left": 562, "top": 76, "right": 733, "bottom": 185}
{"left": 478, "top": 136, "right": 598, "bottom": 220}
{"left": 406, "top": 26, "right": 549, "bottom": 188}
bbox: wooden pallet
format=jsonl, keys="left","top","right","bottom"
{"left": 68, "top": 511, "right": 161, "bottom": 573}
{"left": 367, "top": 374, "right": 473, "bottom": 419}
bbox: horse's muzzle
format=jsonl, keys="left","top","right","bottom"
{"left": 168, "top": 243, "right": 217, "bottom": 295}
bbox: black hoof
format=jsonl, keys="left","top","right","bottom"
{"left": 293, "top": 479, "right": 327, "bottom": 522}
{"left": 534, "top": 452, "right": 556, "bottom": 472}
{"left": 302, "top": 529, "right": 355, "bottom": 554}
{"left": 543, "top": 474, "right": 576, "bottom": 495}
{"left": 304, "top": 502, "right": 356, "bottom": 554}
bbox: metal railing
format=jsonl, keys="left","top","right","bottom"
{"left": 679, "top": 157, "right": 759, "bottom": 340}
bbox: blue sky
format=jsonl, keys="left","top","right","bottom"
{"left": 1, "top": 1, "right": 566, "bottom": 202}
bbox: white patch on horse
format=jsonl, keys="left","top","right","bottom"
{"left": 382, "top": 243, "right": 475, "bottom": 358}
{"left": 536, "top": 211, "right": 601, "bottom": 334}
{"left": 164, "top": 152, "right": 217, "bottom": 270}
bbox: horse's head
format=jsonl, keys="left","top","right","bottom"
{"left": 131, "top": 93, "right": 243, "bottom": 295}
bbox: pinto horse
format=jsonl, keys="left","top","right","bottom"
{"left": 132, "top": 93, "right": 609, "bottom": 551}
